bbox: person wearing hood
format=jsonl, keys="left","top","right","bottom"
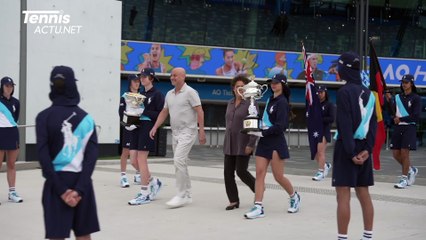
{"left": 244, "top": 74, "right": 301, "bottom": 219}
{"left": 35, "top": 66, "right": 100, "bottom": 239}
{"left": 389, "top": 74, "right": 422, "bottom": 189}
{"left": 118, "top": 74, "right": 142, "bottom": 188}
{"left": 0, "top": 76, "right": 23, "bottom": 203}
{"left": 128, "top": 68, "right": 165, "bottom": 205}
{"left": 332, "top": 52, "right": 377, "bottom": 240}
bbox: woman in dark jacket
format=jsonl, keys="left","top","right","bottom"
{"left": 223, "top": 75, "right": 257, "bottom": 210}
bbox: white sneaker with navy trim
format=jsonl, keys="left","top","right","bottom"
{"left": 149, "top": 178, "right": 162, "bottom": 200}
{"left": 288, "top": 192, "right": 300, "bottom": 213}
{"left": 8, "top": 191, "right": 23, "bottom": 203}
{"left": 394, "top": 176, "right": 408, "bottom": 189}
{"left": 134, "top": 174, "right": 141, "bottom": 185}
{"left": 408, "top": 167, "right": 419, "bottom": 186}
{"left": 324, "top": 162, "right": 332, "bottom": 178}
{"left": 120, "top": 175, "right": 130, "bottom": 188}
{"left": 128, "top": 193, "right": 151, "bottom": 205}
{"left": 244, "top": 204, "right": 265, "bottom": 219}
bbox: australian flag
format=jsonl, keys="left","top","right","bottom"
{"left": 303, "top": 45, "right": 323, "bottom": 160}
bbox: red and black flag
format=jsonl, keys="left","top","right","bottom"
{"left": 369, "top": 41, "right": 387, "bottom": 170}
{"left": 303, "top": 44, "right": 323, "bottom": 160}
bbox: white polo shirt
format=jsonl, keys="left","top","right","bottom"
{"left": 164, "top": 83, "right": 201, "bottom": 132}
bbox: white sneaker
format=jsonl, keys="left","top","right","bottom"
{"left": 8, "top": 191, "right": 23, "bottom": 203}
{"left": 288, "top": 192, "right": 300, "bottom": 213}
{"left": 244, "top": 204, "right": 265, "bottom": 219}
{"left": 149, "top": 178, "right": 162, "bottom": 200}
{"left": 128, "top": 193, "right": 151, "bottom": 205}
{"left": 408, "top": 167, "right": 419, "bottom": 186}
{"left": 394, "top": 176, "right": 408, "bottom": 189}
{"left": 120, "top": 175, "right": 130, "bottom": 188}
{"left": 166, "top": 195, "right": 190, "bottom": 208}
{"left": 312, "top": 171, "right": 325, "bottom": 181}
{"left": 134, "top": 174, "right": 141, "bottom": 185}
{"left": 324, "top": 162, "right": 332, "bottom": 178}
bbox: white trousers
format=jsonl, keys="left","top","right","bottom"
{"left": 171, "top": 129, "right": 197, "bottom": 197}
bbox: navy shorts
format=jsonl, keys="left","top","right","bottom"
{"left": 255, "top": 134, "right": 289, "bottom": 160}
{"left": 121, "top": 128, "right": 132, "bottom": 149}
{"left": 42, "top": 172, "right": 100, "bottom": 238}
{"left": 390, "top": 124, "right": 417, "bottom": 150}
{"left": 136, "top": 121, "right": 155, "bottom": 152}
{"left": 332, "top": 140, "right": 374, "bottom": 187}
{"left": 0, "top": 127, "right": 19, "bottom": 150}
{"left": 129, "top": 128, "right": 140, "bottom": 150}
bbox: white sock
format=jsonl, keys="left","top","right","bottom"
{"left": 337, "top": 234, "right": 348, "bottom": 240}
{"left": 140, "top": 185, "right": 150, "bottom": 195}
{"left": 9, "top": 187, "right": 16, "bottom": 192}
{"left": 362, "top": 230, "right": 373, "bottom": 239}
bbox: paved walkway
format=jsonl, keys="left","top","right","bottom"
{"left": 1, "top": 146, "right": 425, "bottom": 239}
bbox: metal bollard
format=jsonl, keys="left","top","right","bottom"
{"left": 297, "top": 128, "right": 300, "bottom": 148}
{"left": 209, "top": 126, "right": 213, "bottom": 148}
{"left": 216, "top": 125, "right": 220, "bottom": 148}
{"left": 287, "top": 128, "right": 291, "bottom": 150}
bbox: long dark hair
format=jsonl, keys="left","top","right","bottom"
{"left": 400, "top": 81, "right": 417, "bottom": 94}
{"left": 270, "top": 82, "right": 290, "bottom": 103}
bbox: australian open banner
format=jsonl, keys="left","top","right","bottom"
{"left": 121, "top": 40, "right": 426, "bottom": 86}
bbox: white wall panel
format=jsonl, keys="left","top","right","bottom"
{"left": 0, "top": 0, "right": 21, "bottom": 99}
{"left": 25, "top": 0, "right": 122, "bottom": 144}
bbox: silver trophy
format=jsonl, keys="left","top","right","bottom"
{"left": 237, "top": 76, "right": 268, "bottom": 133}
{"left": 122, "top": 92, "right": 146, "bottom": 126}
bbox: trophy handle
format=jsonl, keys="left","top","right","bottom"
{"left": 237, "top": 86, "right": 245, "bottom": 98}
{"left": 260, "top": 84, "right": 268, "bottom": 97}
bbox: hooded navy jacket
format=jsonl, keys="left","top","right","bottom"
{"left": 336, "top": 61, "right": 377, "bottom": 159}
{"left": 36, "top": 69, "right": 98, "bottom": 197}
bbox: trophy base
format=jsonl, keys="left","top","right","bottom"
{"left": 240, "top": 117, "right": 261, "bottom": 133}
{"left": 240, "top": 128, "right": 262, "bottom": 133}
{"left": 122, "top": 115, "right": 140, "bottom": 126}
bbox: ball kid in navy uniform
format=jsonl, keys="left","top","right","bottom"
{"left": 128, "top": 68, "right": 165, "bottom": 205}
{"left": 244, "top": 74, "right": 301, "bottom": 219}
{"left": 118, "top": 74, "right": 141, "bottom": 188}
{"left": 332, "top": 52, "right": 377, "bottom": 240}
{"left": 390, "top": 74, "right": 422, "bottom": 189}
{"left": 0, "top": 76, "right": 23, "bottom": 203}
{"left": 311, "top": 85, "right": 335, "bottom": 181}
{"left": 35, "top": 66, "right": 100, "bottom": 239}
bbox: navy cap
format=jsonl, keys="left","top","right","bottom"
{"left": 317, "top": 85, "right": 327, "bottom": 92}
{"left": 338, "top": 52, "right": 360, "bottom": 70}
{"left": 128, "top": 74, "right": 140, "bottom": 81}
{"left": 400, "top": 74, "right": 414, "bottom": 82}
{"left": 1, "top": 76, "right": 15, "bottom": 86}
{"left": 50, "top": 66, "right": 77, "bottom": 83}
{"left": 267, "top": 73, "right": 287, "bottom": 84}
{"left": 140, "top": 68, "right": 159, "bottom": 82}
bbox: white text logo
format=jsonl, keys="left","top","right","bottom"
{"left": 23, "top": 10, "right": 82, "bottom": 34}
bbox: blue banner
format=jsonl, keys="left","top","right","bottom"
{"left": 121, "top": 41, "right": 426, "bottom": 86}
